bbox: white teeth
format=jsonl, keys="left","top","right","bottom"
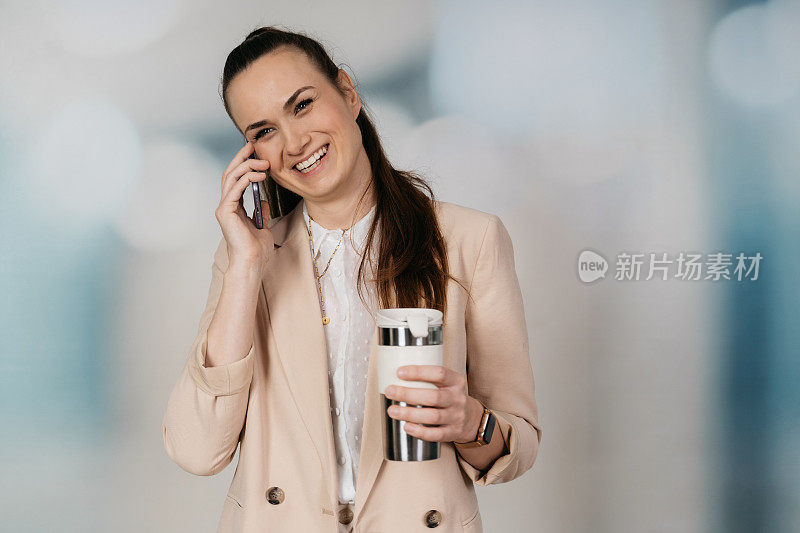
{"left": 296, "top": 144, "right": 328, "bottom": 171}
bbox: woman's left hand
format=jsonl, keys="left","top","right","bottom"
{"left": 384, "top": 365, "right": 484, "bottom": 443}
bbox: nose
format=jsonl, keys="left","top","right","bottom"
{"left": 284, "top": 125, "right": 311, "bottom": 160}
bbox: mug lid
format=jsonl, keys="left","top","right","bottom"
{"left": 377, "top": 308, "right": 443, "bottom": 339}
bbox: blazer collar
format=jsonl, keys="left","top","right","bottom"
{"left": 260, "top": 200, "right": 385, "bottom": 519}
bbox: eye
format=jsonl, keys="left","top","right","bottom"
{"left": 295, "top": 97, "right": 313, "bottom": 114}
{"left": 253, "top": 127, "right": 274, "bottom": 141}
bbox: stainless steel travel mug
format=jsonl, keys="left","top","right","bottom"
{"left": 377, "top": 308, "right": 444, "bottom": 461}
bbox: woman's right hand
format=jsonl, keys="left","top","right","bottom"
{"left": 215, "top": 141, "right": 274, "bottom": 270}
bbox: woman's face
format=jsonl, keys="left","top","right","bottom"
{"left": 226, "top": 47, "right": 366, "bottom": 204}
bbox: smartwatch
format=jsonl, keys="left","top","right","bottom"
{"left": 455, "top": 404, "right": 496, "bottom": 448}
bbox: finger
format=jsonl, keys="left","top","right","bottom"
{"left": 222, "top": 159, "right": 269, "bottom": 198}
{"left": 403, "top": 422, "right": 448, "bottom": 443}
{"left": 387, "top": 405, "right": 446, "bottom": 426}
{"left": 222, "top": 171, "right": 266, "bottom": 210}
{"left": 222, "top": 141, "right": 255, "bottom": 184}
{"left": 384, "top": 384, "right": 449, "bottom": 408}
{"left": 222, "top": 142, "right": 254, "bottom": 195}
{"left": 396, "top": 365, "right": 457, "bottom": 387}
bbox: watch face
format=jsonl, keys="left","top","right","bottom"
{"left": 483, "top": 412, "right": 496, "bottom": 444}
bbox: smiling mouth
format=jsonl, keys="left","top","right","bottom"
{"left": 294, "top": 143, "right": 329, "bottom": 174}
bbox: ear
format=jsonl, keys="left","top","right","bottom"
{"left": 337, "top": 69, "right": 361, "bottom": 120}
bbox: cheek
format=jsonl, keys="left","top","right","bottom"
{"left": 332, "top": 114, "right": 361, "bottom": 153}
{"left": 318, "top": 105, "right": 358, "bottom": 140}
{"left": 255, "top": 147, "right": 280, "bottom": 168}
{"left": 348, "top": 116, "right": 362, "bottom": 146}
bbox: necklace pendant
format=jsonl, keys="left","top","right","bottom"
{"left": 322, "top": 316, "right": 330, "bottom": 325}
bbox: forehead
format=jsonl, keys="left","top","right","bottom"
{"left": 227, "top": 47, "right": 325, "bottom": 130}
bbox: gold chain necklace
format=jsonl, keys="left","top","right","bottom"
{"left": 306, "top": 217, "right": 351, "bottom": 325}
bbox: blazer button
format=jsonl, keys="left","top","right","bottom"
{"left": 266, "top": 486, "right": 284, "bottom": 505}
{"left": 424, "top": 509, "right": 442, "bottom": 528}
{"left": 338, "top": 507, "right": 354, "bottom": 524}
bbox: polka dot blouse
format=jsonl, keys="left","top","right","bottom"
{"left": 302, "top": 199, "right": 379, "bottom": 506}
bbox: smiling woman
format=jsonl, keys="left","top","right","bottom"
{"left": 220, "top": 31, "right": 454, "bottom": 314}
{"left": 162, "top": 26, "right": 541, "bottom": 533}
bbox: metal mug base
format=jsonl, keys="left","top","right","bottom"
{"left": 381, "top": 394, "right": 440, "bottom": 461}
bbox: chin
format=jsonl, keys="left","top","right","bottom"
{"left": 310, "top": 178, "right": 345, "bottom": 199}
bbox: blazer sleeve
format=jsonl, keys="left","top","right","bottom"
{"left": 456, "top": 214, "right": 542, "bottom": 485}
{"left": 161, "top": 237, "right": 257, "bottom": 476}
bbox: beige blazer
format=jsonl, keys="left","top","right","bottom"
{"left": 161, "top": 199, "right": 542, "bottom": 532}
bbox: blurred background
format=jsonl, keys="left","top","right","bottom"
{"left": 1, "top": 0, "right": 798, "bottom": 531}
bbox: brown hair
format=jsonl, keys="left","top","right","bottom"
{"left": 220, "top": 26, "right": 466, "bottom": 318}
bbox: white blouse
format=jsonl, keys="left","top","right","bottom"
{"left": 301, "top": 199, "right": 379, "bottom": 506}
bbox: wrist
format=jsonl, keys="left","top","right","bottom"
{"left": 456, "top": 397, "right": 485, "bottom": 444}
{"left": 227, "top": 257, "right": 264, "bottom": 277}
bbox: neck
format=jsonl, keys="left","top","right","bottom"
{"left": 304, "top": 147, "right": 376, "bottom": 229}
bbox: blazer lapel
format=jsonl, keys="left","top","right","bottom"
{"left": 354, "top": 329, "right": 384, "bottom": 522}
{"left": 260, "top": 200, "right": 386, "bottom": 519}
{"left": 260, "top": 203, "right": 338, "bottom": 506}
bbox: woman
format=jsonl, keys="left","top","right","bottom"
{"left": 161, "top": 26, "right": 541, "bottom": 533}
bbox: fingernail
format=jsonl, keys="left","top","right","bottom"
{"left": 397, "top": 368, "right": 408, "bottom": 377}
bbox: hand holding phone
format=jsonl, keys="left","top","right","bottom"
{"left": 247, "top": 152, "right": 265, "bottom": 229}
{"left": 216, "top": 142, "right": 273, "bottom": 267}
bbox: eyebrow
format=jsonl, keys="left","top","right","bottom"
{"left": 243, "top": 85, "right": 315, "bottom": 135}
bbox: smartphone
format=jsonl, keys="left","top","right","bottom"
{"left": 247, "top": 153, "right": 264, "bottom": 229}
